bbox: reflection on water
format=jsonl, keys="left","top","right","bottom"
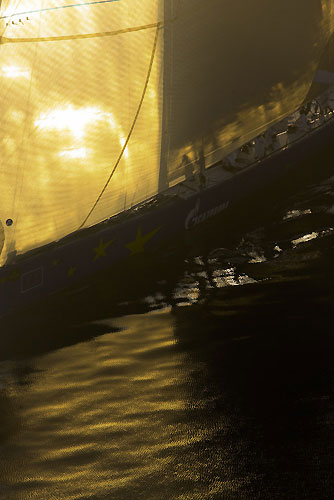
{"left": 1, "top": 155, "right": 334, "bottom": 499}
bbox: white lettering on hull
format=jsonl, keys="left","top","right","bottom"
{"left": 185, "top": 199, "right": 230, "bottom": 229}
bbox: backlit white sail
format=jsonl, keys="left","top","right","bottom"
{"left": 0, "top": 0, "right": 164, "bottom": 260}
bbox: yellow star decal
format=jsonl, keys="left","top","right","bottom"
{"left": 1, "top": 275, "right": 7, "bottom": 284}
{"left": 8, "top": 269, "right": 20, "bottom": 281}
{"left": 68, "top": 266, "right": 76, "bottom": 277}
{"left": 93, "top": 238, "right": 114, "bottom": 262}
{"left": 52, "top": 258, "right": 60, "bottom": 267}
{"left": 126, "top": 226, "right": 160, "bottom": 255}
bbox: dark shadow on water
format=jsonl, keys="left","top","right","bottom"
{"left": 171, "top": 251, "right": 334, "bottom": 499}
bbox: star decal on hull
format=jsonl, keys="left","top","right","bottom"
{"left": 1, "top": 268, "right": 21, "bottom": 284}
{"left": 93, "top": 238, "right": 114, "bottom": 261}
{"left": 126, "top": 226, "right": 160, "bottom": 255}
{"left": 68, "top": 266, "right": 76, "bottom": 277}
{"left": 8, "top": 269, "right": 20, "bottom": 282}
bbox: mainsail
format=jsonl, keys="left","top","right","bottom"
{"left": 0, "top": 0, "right": 333, "bottom": 263}
{"left": 162, "top": 0, "right": 334, "bottom": 184}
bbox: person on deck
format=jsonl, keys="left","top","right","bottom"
{"left": 255, "top": 133, "right": 266, "bottom": 160}
{"left": 196, "top": 149, "right": 206, "bottom": 189}
{"left": 182, "top": 154, "right": 195, "bottom": 181}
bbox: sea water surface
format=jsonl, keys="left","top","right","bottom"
{"left": 1, "top": 150, "right": 334, "bottom": 499}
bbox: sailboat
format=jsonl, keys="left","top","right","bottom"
{"left": 0, "top": 0, "right": 334, "bottom": 317}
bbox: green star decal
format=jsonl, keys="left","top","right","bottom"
{"left": 8, "top": 269, "right": 20, "bottom": 282}
{"left": 68, "top": 266, "right": 76, "bottom": 277}
{"left": 126, "top": 226, "right": 160, "bottom": 255}
{"left": 93, "top": 238, "right": 114, "bottom": 262}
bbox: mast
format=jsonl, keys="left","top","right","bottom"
{"left": 158, "top": 0, "right": 173, "bottom": 193}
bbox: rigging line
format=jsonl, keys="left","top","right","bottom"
{"left": 78, "top": 23, "right": 161, "bottom": 230}
{"left": 9, "top": 5, "right": 41, "bottom": 247}
{"left": 0, "top": 0, "right": 120, "bottom": 19}
{"left": 1, "top": 22, "right": 160, "bottom": 44}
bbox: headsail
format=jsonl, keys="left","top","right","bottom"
{"left": 0, "top": 0, "right": 164, "bottom": 261}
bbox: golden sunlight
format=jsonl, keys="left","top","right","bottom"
{"left": 58, "top": 147, "right": 88, "bottom": 159}
{"left": 1, "top": 65, "right": 30, "bottom": 78}
{"left": 119, "top": 137, "right": 129, "bottom": 159}
{"left": 34, "top": 106, "right": 105, "bottom": 139}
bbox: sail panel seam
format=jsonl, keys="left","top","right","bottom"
{"left": 0, "top": 0, "right": 120, "bottom": 20}
{"left": 78, "top": 22, "right": 161, "bottom": 229}
{"left": 1, "top": 22, "right": 161, "bottom": 44}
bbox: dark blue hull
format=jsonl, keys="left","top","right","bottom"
{"left": 1, "top": 117, "right": 333, "bottom": 318}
